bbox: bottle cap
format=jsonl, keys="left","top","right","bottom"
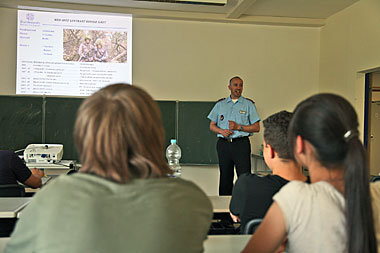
{"left": 170, "top": 139, "right": 176, "bottom": 144}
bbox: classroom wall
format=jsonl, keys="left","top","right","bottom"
{"left": 0, "top": 6, "right": 321, "bottom": 154}
{"left": 319, "top": 0, "right": 380, "bottom": 135}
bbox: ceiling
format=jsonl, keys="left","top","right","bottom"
{"left": 1, "top": 0, "right": 360, "bottom": 27}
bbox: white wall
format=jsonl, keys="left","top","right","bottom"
{"left": 0, "top": 7, "right": 17, "bottom": 95}
{"left": 319, "top": 0, "right": 380, "bottom": 134}
{"left": 0, "top": 6, "right": 321, "bottom": 153}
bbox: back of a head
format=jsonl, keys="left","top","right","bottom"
{"left": 288, "top": 93, "right": 377, "bottom": 253}
{"left": 74, "top": 83, "right": 171, "bottom": 183}
{"left": 263, "top": 110, "right": 293, "bottom": 160}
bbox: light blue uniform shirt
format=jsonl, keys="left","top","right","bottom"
{"left": 207, "top": 96, "right": 260, "bottom": 139}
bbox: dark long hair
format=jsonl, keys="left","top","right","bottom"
{"left": 288, "top": 93, "right": 377, "bottom": 253}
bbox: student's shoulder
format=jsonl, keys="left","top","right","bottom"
{"left": 168, "top": 177, "right": 208, "bottom": 195}
{"left": 263, "top": 174, "right": 289, "bottom": 186}
{"left": 0, "top": 150, "right": 15, "bottom": 157}
{"left": 0, "top": 150, "right": 19, "bottom": 164}
{"left": 277, "top": 180, "right": 310, "bottom": 195}
{"left": 160, "top": 178, "right": 213, "bottom": 210}
{"left": 236, "top": 173, "right": 264, "bottom": 185}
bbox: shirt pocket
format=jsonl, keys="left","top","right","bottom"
{"left": 238, "top": 109, "right": 250, "bottom": 125}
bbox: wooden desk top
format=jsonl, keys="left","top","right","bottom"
{"left": 0, "top": 198, "right": 32, "bottom": 218}
{"left": 209, "top": 196, "right": 231, "bottom": 213}
{"left": 204, "top": 235, "right": 250, "bottom": 252}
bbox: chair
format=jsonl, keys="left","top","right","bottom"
{"left": 67, "top": 169, "right": 78, "bottom": 175}
{"left": 208, "top": 213, "right": 238, "bottom": 235}
{"left": 243, "top": 218, "right": 263, "bottom": 235}
{"left": 371, "top": 176, "right": 380, "bottom": 182}
{"left": 0, "top": 184, "right": 26, "bottom": 197}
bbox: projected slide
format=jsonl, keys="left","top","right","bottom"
{"left": 17, "top": 10, "right": 132, "bottom": 96}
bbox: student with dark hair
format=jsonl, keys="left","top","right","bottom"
{"left": 229, "top": 110, "right": 307, "bottom": 233}
{"left": 6, "top": 84, "right": 213, "bottom": 253}
{"left": 243, "top": 93, "right": 377, "bottom": 253}
{"left": 0, "top": 151, "right": 44, "bottom": 188}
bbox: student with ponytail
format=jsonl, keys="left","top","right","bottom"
{"left": 243, "top": 93, "right": 377, "bottom": 253}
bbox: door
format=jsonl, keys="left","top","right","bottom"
{"left": 369, "top": 101, "right": 380, "bottom": 176}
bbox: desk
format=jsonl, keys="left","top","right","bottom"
{"left": 0, "top": 236, "right": 249, "bottom": 253}
{"left": 0, "top": 198, "right": 32, "bottom": 218}
{"left": 24, "top": 175, "right": 58, "bottom": 193}
{"left": 209, "top": 196, "right": 231, "bottom": 213}
{"left": 204, "top": 235, "right": 250, "bottom": 252}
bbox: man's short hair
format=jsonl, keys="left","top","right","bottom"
{"left": 263, "top": 110, "right": 293, "bottom": 160}
{"left": 229, "top": 76, "right": 243, "bottom": 85}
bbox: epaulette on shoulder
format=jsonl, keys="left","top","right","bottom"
{"left": 216, "top": 98, "right": 226, "bottom": 103}
{"left": 246, "top": 98, "right": 255, "bottom": 104}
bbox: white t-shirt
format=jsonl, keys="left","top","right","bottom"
{"left": 273, "top": 181, "right": 346, "bottom": 253}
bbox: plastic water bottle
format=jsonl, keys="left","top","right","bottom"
{"left": 166, "top": 139, "right": 182, "bottom": 177}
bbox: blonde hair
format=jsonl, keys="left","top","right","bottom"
{"left": 74, "top": 83, "right": 171, "bottom": 183}
{"left": 95, "top": 39, "right": 103, "bottom": 47}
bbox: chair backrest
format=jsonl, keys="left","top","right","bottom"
{"left": 243, "top": 218, "right": 263, "bottom": 235}
{"left": 371, "top": 176, "right": 380, "bottom": 182}
{"left": 67, "top": 169, "right": 78, "bottom": 175}
{"left": 0, "top": 184, "right": 26, "bottom": 197}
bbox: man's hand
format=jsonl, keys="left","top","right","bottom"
{"left": 230, "top": 212, "right": 240, "bottom": 223}
{"left": 210, "top": 121, "right": 233, "bottom": 137}
{"left": 24, "top": 168, "right": 44, "bottom": 188}
{"left": 31, "top": 168, "right": 44, "bottom": 178}
{"left": 228, "top": 120, "right": 240, "bottom": 131}
{"left": 220, "top": 129, "right": 233, "bottom": 138}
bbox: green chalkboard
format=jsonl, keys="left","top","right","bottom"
{"left": 43, "top": 99, "right": 176, "bottom": 161}
{"left": 45, "top": 97, "right": 84, "bottom": 160}
{"left": 44, "top": 99, "right": 176, "bottom": 161}
{"left": 0, "top": 96, "right": 216, "bottom": 164}
{"left": 157, "top": 101, "right": 176, "bottom": 149}
{"left": 0, "top": 96, "right": 42, "bottom": 152}
{"left": 178, "top": 101, "right": 218, "bottom": 164}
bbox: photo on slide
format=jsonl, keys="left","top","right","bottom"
{"left": 63, "top": 29, "right": 128, "bottom": 63}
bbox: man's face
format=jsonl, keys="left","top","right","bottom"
{"left": 228, "top": 78, "right": 243, "bottom": 99}
{"left": 85, "top": 39, "right": 90, "bottom": 44}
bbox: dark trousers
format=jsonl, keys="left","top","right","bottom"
{"left": 217, "top": 137, "right": 251, "bottom": 196}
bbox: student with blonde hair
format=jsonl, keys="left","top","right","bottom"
{"left": 6, "top": 84, "right": 212, "bottom": 253}
{"left": 243, "top": 93, "right": 377, "bottom": 253}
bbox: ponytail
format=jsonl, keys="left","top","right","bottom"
{"left": 290, "top": 94, "right": 377, "bottom": 253}
{"left": 344, "top": 138, "right": 376, "bottom": 253}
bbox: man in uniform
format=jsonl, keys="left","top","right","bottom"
{"left": 207, "top": 76, "right": 260, "bottom": 195}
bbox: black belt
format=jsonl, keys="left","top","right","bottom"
{"left": 219, "top": 136, "right": 248, "bottom": 143}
